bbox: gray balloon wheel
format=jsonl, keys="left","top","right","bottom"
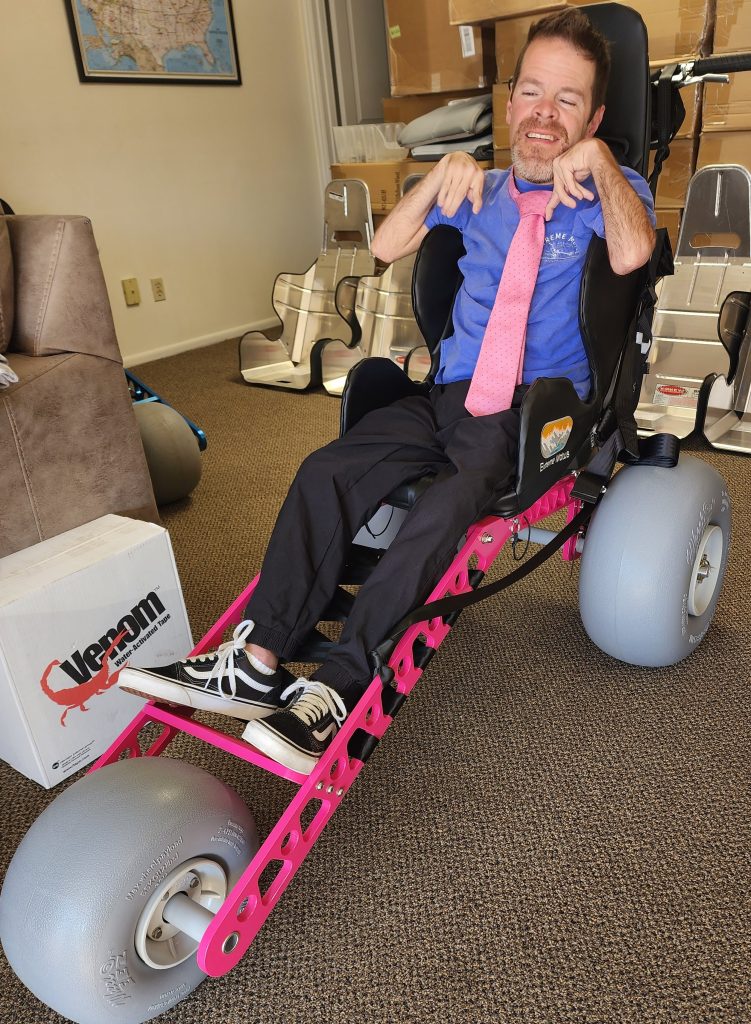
{"left": 578, "top": 454, "right": 730, "bottom": 667}
{"left": 0, "top": 758, "right": 258, "bottom": 1024}
{"left": 134, "top": 402, "right": 202, "bottom": 505}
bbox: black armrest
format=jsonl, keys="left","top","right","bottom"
{"left": 340, "top": 357, "right": 429, "bottom": 436}
{"left": 512, "top": 377, "right": 598, "bottom": 511}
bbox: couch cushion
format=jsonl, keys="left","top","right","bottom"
{"left": 0, "top": 351, "right": 159, "bottom": 556}
{"left": 7, "top": 215, "right": 120, "bottom": 362}
{"left": 0, "top": 217, "right": 13, "bottom": 353}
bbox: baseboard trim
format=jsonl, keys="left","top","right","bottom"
{"left": 122, "top": 318, "right": 278, "bottom": 368}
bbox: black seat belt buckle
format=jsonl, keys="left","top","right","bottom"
{"left": 571, "top": 471, "right": 607, "bottom": 503}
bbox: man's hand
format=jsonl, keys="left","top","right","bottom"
{"left": 545, "top": 138, "right": 606, "bottom": 221}
{"left": 371, "top": 151, "right": 485, "bottom": 265}
{"left": 542, "top": 137, "right": 655, "bottom": 275}
{"left": 435, "top": 152, "right": 486, "bottom": 217}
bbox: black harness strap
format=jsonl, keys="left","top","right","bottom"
{"left": 649, "top": 63, "right": 683, "bottom": 199}
{"left": 624, "top": 432, "right": 680, "bottom": 467}
{"left": 371, "top": 499, "right": 595, "bottom": 672}
{"left": 371, "top": 425, "right": 679, "bottom": 676}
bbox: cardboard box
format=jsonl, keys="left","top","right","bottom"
{"left": 697, "top": 130, "right": 751, "bottom": 172}
{"left": 384, "top": 0, "right": 494, "bottom": 96}
{"left": 655, "top": 207, "right": 683, "bottom": 254}
{"left": 494, "top": 148, "right": 512, "bottom": 169}
{"left": 450, "top": 0, "right": 565, "bottom": 24}
{"left": 0, "top": 515, "right": 193, "bottom": 788}
{"left": 492, "top": 82, "right": 512, "bottom": 149}
{"left": 494, "top": 15, "right": 538, "bottom": 82}
{"left": 576, "top": 0, "right": 713, "bottom": 62}
{"left": 676, "top": 82, "right": 702, "bottom": 138}
{"left": 651, "top": 137, "right": 695, "bottom": 208}
{"left": 383, "top": 90, "right": 490, "bottom": 124}
{"left": 493, "top": 1, "right": 713, "bottom": 80}
{"left": 331, "top": 159, "right": 492, "bottom": 212}
{"left": 703, "top": 74, "right": 751, "bottom": 133}
{"left": 331, "top": 160, "right": 437, "bottom": 212}
{"left": 713, "top": 0, "right": 751, "bottom": 55}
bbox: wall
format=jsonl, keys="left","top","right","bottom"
{"left": 0, "top": 1, "right": 326, "bottom": 365}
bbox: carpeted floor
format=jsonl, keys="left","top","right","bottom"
{"left": 1, "top": 337, "right": 749, "bottom": 1024}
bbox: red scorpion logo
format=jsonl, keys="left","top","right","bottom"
{"left": 40, "top": 632, "right": 127, "bottom": 727}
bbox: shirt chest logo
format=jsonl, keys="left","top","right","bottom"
{"left": 542, "top": 231, "right": 579, "bottom": 261}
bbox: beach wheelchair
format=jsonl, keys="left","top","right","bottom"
{"left": 0, "top": 6, "right": 734, "bottom": 1023}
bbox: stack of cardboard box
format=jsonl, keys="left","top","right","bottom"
{"left": 331, "top": 1, "right": 495, "bottom": 217}
{"left": 449, "top": 0, "right": 716, "bottom": 253}
{"left": 696, "top": 0, "right": 751, "bottom": 189}
{"left": 331, "top": 2, "right": 751, "bottom": 250}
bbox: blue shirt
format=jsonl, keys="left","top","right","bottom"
{"left": 424, "top": 165, "right": 655, "bottom": 398}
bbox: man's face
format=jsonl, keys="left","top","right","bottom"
{"left": 506, "top": 36, "right": 605, "bottom": 183}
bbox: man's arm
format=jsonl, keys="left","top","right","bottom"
{"left": 371, "top": 152, "right": 485, "bottom": 264}
{"left": 545, "top": 138, "right": 655, "bottom": 276}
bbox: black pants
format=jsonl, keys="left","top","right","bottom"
{"left": 245, "top": 380, "right": 523, "bottom": 700}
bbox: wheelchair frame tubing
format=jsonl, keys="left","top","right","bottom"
{"left": 90, "top": 474, "right": 580, "bottom": 979}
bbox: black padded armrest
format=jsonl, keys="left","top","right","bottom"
{"left": 512, "top": 377, "right": 598, "bottom": 511}
{"left": 340, "top": 356, "right": 429, "bottom": 436}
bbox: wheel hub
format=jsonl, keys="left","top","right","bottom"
{"left": 688, "top": 524, "right": 724, "bottom": 617}
{"left": 134, "top": 857, "right": 227, "bottom": 970}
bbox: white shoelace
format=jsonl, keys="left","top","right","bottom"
{"left": 280, "top": 679, "right": 347, "bottom": 727}
{"left": 187, "top": 619, "right": 256, "bottom": 700}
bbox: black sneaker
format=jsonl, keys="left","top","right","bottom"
{"left": 117, "top": 620, "right": 290, "bottom": 721}
{"left": 241, "top": 679, "right": 347, "bottom": 774}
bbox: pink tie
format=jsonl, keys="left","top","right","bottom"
{"left": 465, "top": 172, "right": 553, "bottom": 416}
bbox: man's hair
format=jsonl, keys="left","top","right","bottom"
{"left": 510, "top": 9, "right": 611, "bottom": 119}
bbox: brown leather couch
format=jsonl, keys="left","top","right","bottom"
{"left": 0, "top": 213, "right": 159, "bottom": 558}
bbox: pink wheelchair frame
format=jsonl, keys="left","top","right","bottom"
{"left": 91, "top": 475, "right": 582, "bottom": 978}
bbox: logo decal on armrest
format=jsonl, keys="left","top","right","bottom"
{"left": 540, "top": 416, "right": 573, "bottom": 459}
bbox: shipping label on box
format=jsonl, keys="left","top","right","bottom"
{"left": 0, "top": 515, "right": 193, "bottom": 788}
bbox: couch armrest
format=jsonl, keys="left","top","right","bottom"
{"left": 6, "top": 215, "right": 121, "bottom": 363}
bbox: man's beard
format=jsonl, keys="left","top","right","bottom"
{"left": 511, "top": 117, "right": 570, "bottom": 183}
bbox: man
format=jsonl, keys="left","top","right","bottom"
{"left": 119, "top": 10, "right": 656, "bottom": 775}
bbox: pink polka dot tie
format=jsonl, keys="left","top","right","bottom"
{"left": 465, "top": 171, "right": 553, "bottom": 416}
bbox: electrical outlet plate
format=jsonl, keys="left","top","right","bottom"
{"left": 122, "top": 278, "right": 140, "bottom": 306}
{"left": 151, "top": 277, "right": 166, "bottom": 302}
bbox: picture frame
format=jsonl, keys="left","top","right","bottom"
{"left": 64, "top": 0, "right": 242, "bottom": 85}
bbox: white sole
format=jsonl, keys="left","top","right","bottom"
{"left": 241, "top": 720, "right": 319, "bottom": 774}
{"left": 118, "top": 667, "right": 276, "bottom": 722}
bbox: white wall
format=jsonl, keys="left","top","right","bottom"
{"left": 0, "top": 1, "right": 326, "bottom": 364}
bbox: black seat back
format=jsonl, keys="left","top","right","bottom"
{"left": 411, "top": 224, "right": 466, "bottom": 381}
{"left": 586, "top": 3, "right": 650, "bottom": 177}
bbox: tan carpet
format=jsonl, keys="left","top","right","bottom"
{"left": 1, "top": 338, "right": 749, "bottom": 1024}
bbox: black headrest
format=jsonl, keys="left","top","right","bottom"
{"left": 584, "top": 3, "right": 650, "bottom": 177}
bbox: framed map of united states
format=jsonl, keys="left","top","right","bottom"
{"left": 65, "top": 0, "right": 241, "bottom": 84}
